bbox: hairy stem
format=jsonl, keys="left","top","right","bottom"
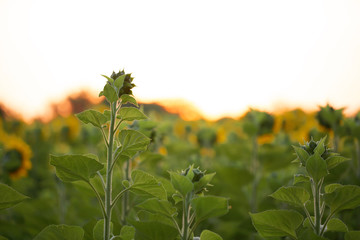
{"left": 121, "top": 158, "right": 131, "bottom": 225}
{"left": 104, "top": 102, "right": 117, "bottom": 240}
{"left": 303, "top": 204, "right": 315, "bottom": 230}
{"left": 314, "top": 178, "right": 323, "bottom": 235}
{"left": 182, "top": 193, "right": 191, "bottom": 240}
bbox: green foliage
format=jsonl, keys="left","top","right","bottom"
{"left": 118, "top": 107, "right": 148, "bottom": 121}
{"left": 169, "top": 171, "right": 193, "bottom": 197}
{"left": 324, "top": 185, "right": 360, "bottom": 214}
{"left": 117, "top": 130, "right": 150, "bottom": 159}
{"left": 45, "top": 71, "right": 168, "bottom": 240}
{"left": 131, "top": 220, "right": 178, "bottom": 240}
{"left": 345, "top": 231, "right": 360, "bottom": 240}
{"left": 250, "top": 210, "right": 303, "bottom": 239}
{"left": 200, "top": 230, "right": 223, "bottom": 240}
{"left": 50, "top": 154, "right": 103, "bottom": 183}
{"left": 191, "top": 196, "right": 229, "bottom": 222}
{"left": 101, "top": 83, "right": 118, "bottom": 103}
{"left": 250, "top": 136, "right": 358, "bottom": 239}
{"left": 93, "top": 220, "right": 113, "bottom": 240}
{"left": 136, "top": 198, "right": 177, "bottom": 218}
{"left": 306, "top": 152, "right": 328, "bottom": 182}
{"left": 119, "top": 225, "right": 135, "bottom": 240}
{"left": 120, "top": 94, "right": 138, "bottom": 107}
{"left": 33, "top": 224, "right": 84, "bottom": 240}
{"left": 76, "top": 110, "right": 108, "bottom": 128}
{"left": 130, "top": 169, "right": 167, "bottom": 200}
{"left": 0, "top": 183, "right": 29, "bottom": 210}
{"left": 134, "top": 166, "right": 228, "bottom": 240}
{"left": 270, "top": 186, "right": 310, "bottom": 207}
{"left": 326, "top": 218, "right": 348, "bottom": 232}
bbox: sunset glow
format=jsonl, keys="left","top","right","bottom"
{"left": 1, "top": 0, "right": 360, "bottom": 121}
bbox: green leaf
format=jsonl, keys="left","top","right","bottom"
{"left": 157, "top": 177, "right": 176, "bottom": 198}
{"left": 297, "top": 228, "right": 328, "bottom": 240}
{"left": 50, "top": 154, "right": 104, "bottom": 182}
{"left": 119, "top": 225, "right": 135, "bottom": 240}
{"left": 326, "top": 156, "right": 349, "bottom": 170}
{"left": 314, "top": 136, "right": 327, "bottom": 155}
{"left": 136, "top": 198, "right": 177, "bottom": 218}
{"left": 0, "top": 236, "right": 8, "bottom": 240}
{"left": 345, "top": 231, "right": 360, "bottom": 240}
{"left": 101, "top": 74, "right": 114, "bottom": 83}
{"left": 131, "top": 221, "right": 178, "bottom": 240}
{"left": 326, "top": 218, "right": 348, "bottom": 232}
{"left": 118, "top": 130, "right": 150, "bottom": 159}
{"left": 191, "top": 196, "right": 229, "bottom": 223}
{"left": 292, "top": 146, "right": 310, "bottom": 165}
{"left": 114, "top": 75, "right": 126, "bottom": 89}
{"left": 249, "top": 210, "right": 303, "bottom": 239}
{"left": 293, "top": 174, "right": 310, "bottom": 185}
{"left": 33, "top": 224, "right": 84, "bottom": 240}
{"left": 120, "top": 94, "right": 138, "bottom": 107}
{"left": 136, "top": 210, "right": 176, "bottom": 228}
{"left": 169, "top": 172, "right": 193, "bottom": 197}
{"left": 118, "top": 107, "right": 148, "bottom": 121}
{"left": 324, "top": 183, "right": 343, "bottom": 193}
{"left": 200, "top": 230, "right": 223, "bottom": 240}
{"left": 93, "top": 219, "right": 113, "bottom": 240}
{"left": 172, "top": 194, "right": 182, "bottom": 205}
{"left": 131, "top": 170, "right": 167, "bottom": 200}
{"left": 103, "top": 110, "right": 111, "bottom": 121}
{"left": 325, "top": 185, "right": 360, "bottom": 214}
{"left": 306, "top": 152, "right": 328, "bottom": 182}
{"left": 102, "top": 83, "right": 118, "bottom": 102}
{"left": 194, "top": 172, "right": 216, "bottom": 193}
{"left": 0, "top": 183, "right": 29, "bottom": 210}
{"left": 270, "top": 186, "right": 310, "bottom": 207}
{"left": 303, "top": 216, "right": 315, "bottom": 229}
{"left": 82, "top": 219, "right": 97, "bottom": 240}
{"left": 76, "top": 110, "right": 108, "bottom": 128}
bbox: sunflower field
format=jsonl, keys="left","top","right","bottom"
{"left": 1, "top": 73, "right": 360, "bottom": 240}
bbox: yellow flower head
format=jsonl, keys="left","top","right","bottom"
{"left": 0, "top": 133, "right": 32, "bottom": 179}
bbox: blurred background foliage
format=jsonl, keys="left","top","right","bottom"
{"left": 0, "top": 94, "right": 359, "bottom": 239}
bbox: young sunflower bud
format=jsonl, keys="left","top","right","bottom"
{"left": 110, "top": 70, "right": 136, "bottom": 97}
{"left": 181, "top": 166, "right": 205, "bottom": 183}
{"left": 300, "top": 138, "right": 332, "bottom": 159}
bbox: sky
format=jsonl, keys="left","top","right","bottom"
{"left": 1, "top": 0, "right": 360, "bottom": 120}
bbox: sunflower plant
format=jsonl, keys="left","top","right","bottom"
{"left": 131, "top": 165, "right": 229, "bottom": 240}
{"left": 250, "top": 137, "right": 360, "bottom": 240}
{"left": 29, "top": 71, "right": 228, "bottom": 240}
{"left": 32, "top": 71, "right": 167, "bottom": 240}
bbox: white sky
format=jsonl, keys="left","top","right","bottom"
{"left": 1, "top": 0, "right": 360, "bottom": 120}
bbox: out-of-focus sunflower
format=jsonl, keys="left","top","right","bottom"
{"left": 242, "top": 109, "right": 275, "bottom": 144}
{"left": 158, "top": 146, "right": 168, "bottom": 155}
{"left": 0, "top": 129, "right": 32, "bottom": 179}
{"left": 50, "top": 116, "right": 80, "bottom": 141}
{"left": 216, "top": 127, "right": 227, "bottom": 144}
{"left": 64, "top": 116, "right": 81, "bottom": 140}
{"left": 257, "top": 133, "right": 274, "bottom": 144}
{"left": 174, "top": 120, "right": 186, "bottom": 139}
{"left": 200, "top": 147, "right": 215, "bottom": 158}
{"left": 273, "top": 109, "right": 320, "bottom": 142}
